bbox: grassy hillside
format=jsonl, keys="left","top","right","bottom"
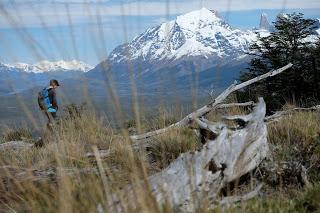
{"left": 0, "top": 104, "right": 319, "bottom": 212}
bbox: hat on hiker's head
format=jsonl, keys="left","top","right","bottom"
{"left": 50, "top": 79, "right": 60, "bottom": 87}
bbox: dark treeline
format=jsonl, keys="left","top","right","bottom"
{"left": 237, "top": 13, "right": 320, "bottom": 111}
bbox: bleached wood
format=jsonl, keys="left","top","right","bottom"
{"left": 265, "top": 105, "right": 320, "bottom": 123}
{"left": 0, "top": 141, "right": 34, "bottom": 151}
{"left": 223, "top": 114, "right": 253, "bottom": 123}
{"left": 194, "top": 117, "right": 226, "bottom": 134}
{"left": 86, "top": 149, "right": 111, "bottom": 158}
{"left": 217, "top": 101, "right": 255, "bottom": 109}
{"left": 0, "top": 166, "right": 101, "bottom": 182}
{"left": 131, "top": 63, "right": 292, "bottom": 141}
{"left": 218, "top": 183, "right": 263, "bottom": 207}
{"left": 143, "top": 98, "right": 268, "bottom": 212}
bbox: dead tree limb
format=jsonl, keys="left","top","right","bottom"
{"left": 217, "top": 101, "right": 255, "bottom": 109}
{"left": 86, "top": 150, "right": 111, "bottom": 159}
{"left": 265, "top": 105, "right": 320, "bottom": 123}
{"left": 130, "top": 63, "right": 292, "bottom": 141}
{"left": 140, "top": 98, "right": 268, "bottom": 212}
{"left": 217, "top": 183, "right": 263, "bottom": 208}
{"left": 0, "top": 166, "right": 101, "bottom": 183}
{"left": 0, "top": 141, "right": 34, "bottom": 151}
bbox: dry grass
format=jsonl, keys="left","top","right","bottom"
{"left": 0, "top": 104, "right": 320, "bottom": 212}
{"left": 149, "top": 128, "right": 200, "bottom": 169}
{"left": 268, "top": 110, "right": 320, "bottom": 182}
{"left": 1, "top": 127, "right": 33, "bottom": 142}
{"left": 0, "top": 109, "right": 195, "bottom": 212}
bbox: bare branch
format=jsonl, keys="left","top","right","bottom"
{"left": 0, "top": 141, "right": 34, "bottom": 151}
{"left": 131, "top": 63, "right": 293, "bottom": 141}
{"left": 217, "top": 101, "right": 256, "bottom": 109}
{"left": 265, "top": 105, "right": 320, "bottom": 123}
{"left": 218, "top": 183, "right": 263, "bottom": 207}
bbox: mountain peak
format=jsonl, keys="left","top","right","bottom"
{"left": 107, "top": 7, "right": 257, "bottom": 75}
{"left": 175, "top": 8, "right": 224, "bottom": 30}
{"left": 178, "top": 8, "right": 221, "bottom": 20}
{"left": 259, "top": 12, "right": 271, "bottom": 30}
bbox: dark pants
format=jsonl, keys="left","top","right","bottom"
{"left": 44, "top": 111, "right": 57, "bottom": 125}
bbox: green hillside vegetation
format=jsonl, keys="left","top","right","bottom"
{"left": 238, "top": 13, "right": 320, "bottom": 111}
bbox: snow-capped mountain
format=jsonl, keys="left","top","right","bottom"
{"left": 1, "top": 60, "right": 92, "bottom": 73}
{"left": 102, "top": 8, "right": 256, "bottom": 77}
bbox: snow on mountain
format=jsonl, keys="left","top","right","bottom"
{"left": 107, "top": 8, "right": 257, "bottom": 74}
{"left": 1, "top": 60, "right": 93, "bottom": 73}
{"left": 277, "top": 13, "right": 289, "bottom": 20}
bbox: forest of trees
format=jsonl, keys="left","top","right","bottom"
{"left": 238, "top": 13, "right": 320, "bottom": 111}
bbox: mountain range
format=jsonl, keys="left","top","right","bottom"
{"left": 0, "top": 60, "right": 92, "bottom": 95}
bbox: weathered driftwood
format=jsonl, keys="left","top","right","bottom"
{"left": 216, "top": 101, "right": 256, "bottom": 109}
{"left": 217, "top": 183, "right": 263, "bottom": 208}
{"left": 136, "top": 98, "right": 268, "bottom": 212}
{"left": 265, "top": 105, "right": 320, "bottom": 123}
{"left": 86, "top": 149, "right": 111, "bottom": 159}
{"left": 223, "top": 105, "right": 320, "bottom": 125}
{"left": 130, "top": 63, "right": 292, "bottom": 141}
{"left": 0, "top": 141, "right": 34, "bottom": 151}
{"left": 0, "top": 166, "right": 101, "bottom": 183}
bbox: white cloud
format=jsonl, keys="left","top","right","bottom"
{"left": 0, "top": 0, "right": 319, "bottom": 28}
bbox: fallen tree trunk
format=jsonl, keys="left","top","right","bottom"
{"left": 130, "top": 63, "right": 292, "bottom": 141}
{"left": 114, "top": 98, "right": 268, "bottom": 212}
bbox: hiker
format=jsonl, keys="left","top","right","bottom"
{"left": 38, "top": 79, "right": 60, "bottom": 127}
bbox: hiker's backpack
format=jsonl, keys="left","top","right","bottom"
{"left": 38, "top": 88, "right": 53, "bottom": 111}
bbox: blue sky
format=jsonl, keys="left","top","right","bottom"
{"left": 0, "top": 0, "right": 319, "bottom": 66}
